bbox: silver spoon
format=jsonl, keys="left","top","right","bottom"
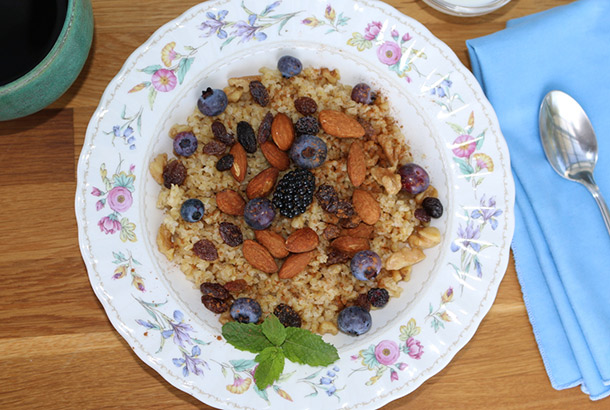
{"left": 539, "top": 90, "right": 610, "bottom": 235}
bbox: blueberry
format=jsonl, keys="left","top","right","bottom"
{"left": 350, "top": 250, "right": 382, "bottom": 281}
{"left": 230, "top": 298, "right": 262, "bottom": 324}
{"left": 173, "top": 131, "right": 198, "bottom": 157}
{"left": 197, "top": 87, "right": 228, "bottom": 116}
{"left": 351, "top": 83, "right": 377, "bottom": 105}
{"left": 244, "top": 198, "right": 276, "bottom": 230}
{"left": 180, "top": 198, "right": 205, "bottom": 223}
{"left": 337, "top": 306, "right": 372, "bottom": 336}
{"left": 277, "top": 55, "right": 302, "bottom": 78}
{"left": 398, "top": 163, "right": 430, "bottom": 195}
{"left": 289, "top": 134, "right": 327, "bottom": 169}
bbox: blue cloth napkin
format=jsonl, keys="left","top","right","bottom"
{"left": 467, "top": 0, "right": 610, "bottom": 400}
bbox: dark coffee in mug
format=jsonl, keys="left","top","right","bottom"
{"left": 0, "top": 0, "right": 70, "bottom": 86}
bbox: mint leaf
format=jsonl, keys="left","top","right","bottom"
{"left": 254, "top": 347, "right": 285, "bottom": 390}
{"left": 222, "top": 322, "right": 274, "bottom": 353}
{"left": 261, "top": 314, "right": 286, "bottom": 346}
{"left": 282, "top": 327, "right": 339, "bottom": 366}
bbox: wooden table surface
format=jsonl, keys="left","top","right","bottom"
{"left": 1, "top": 0, "right": 604, "bottom": 408}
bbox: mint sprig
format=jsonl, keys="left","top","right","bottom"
{"left": 222, "top": 314, "right": 339, "bottom": 389}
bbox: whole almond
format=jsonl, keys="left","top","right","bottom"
{"left": 242, "top": 239, "right": 278, "bottom": 274}
{"left": 246, "top": 167, "right": 279, "bottom": 199}
{"left": 330, "top": 236, "right": 370, "bottom": 254}
{"left": 347, "top": 140, "right": 367, "bottom": 187}
{"left": 271, "top": 112, "right": 295, "bottom": 151}
{"left": 279, "top": 250, "right": 316, "bottom": 279}
{"left": 254, "top": 230, "right": 289, "bottom": 259}
{"left": 319, "top": 110, "right": 365, "bottom": 138}
{"left": 285, "top": 227, "right": 319, "bottom": 253}
{"left": 216, "top": 189, "right": 246, "bottom": 215}
{"left": 352, "top": 189, "right": 381, "bottom": 225}
{"left": 342, "top": 223, "right": 374, "bottom": 239}
{"left": 260, "top": 141, "right": 290, "bottom": 170}
{"left": 230, "top": 143, "right": 247, "bottom": 182}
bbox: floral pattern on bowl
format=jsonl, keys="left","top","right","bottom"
{"left": 75, "top": 1, "right": 514, "bottom": 409}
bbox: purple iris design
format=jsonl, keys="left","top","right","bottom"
{"left": 451, "top": 221, "right": 481, "bottom": 253}
{"left": 471, "top": 195, "right": 503, "bottom": 230}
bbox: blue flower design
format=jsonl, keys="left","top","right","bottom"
{"left": 326, "top": 385, "right": 337, "bottom": 396}
{"left": 161, "top": 310, "right": 194, "bottom": 348}
{"left": 200, "top": 10, "right": 229, "bottom": 39}
{"left": 112, "top": 125, "right": 136, "bottom": 149}
{"left": 173, "top": 345, "right": 208, "bottom": 377}
{"left": 471, "top": 195, "right": 503, "bottom": 230}
{"left": 451, "top": 221, "right": 481, "bottom": 253}
{"left": 232, "top": 14, "right": 267, "bottom": 42}
{"left": 320, "top": 377, "right": 332, "bottom": 385}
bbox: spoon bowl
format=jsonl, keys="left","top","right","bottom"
{"left": 539, "top": 90, "right": 610, "bottom": 235}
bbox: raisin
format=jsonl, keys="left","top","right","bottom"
{"left": 353, "top": 293, "right": 371, "bottom": 312}
{"left": 294, "top": 96, "right": 318, "bottom": 115}
{"left": 367, "top": 288, "right": 389, "bottom": 308}
{"left": 422, "top": 197, "right": 443, "bottom": 218}
{"left": 201, "top": 295, "right": 231, "bottom": 313}
{"left": 216, "top": 154, "right": 234, "bottom": 171}
{"left": 224, "top": 279, "right": 248, "bottom": 294}
{"left": 295, "top": 116, "right": 320, "bottom": 136}
{"left": 315, "top": 184, "right": 339, "bottom": 213}
{"left": 249, "top": 80, "right": 269, "bottom": 107}
{"left": 200, "top": 282, "right": 230, "bottom": 300}
{"left": 414, "top": 208, "right": 430, "bottom": 223}
{"left": 257, "top": 112, "right": 273, "bottom": 144}
{"left": 162, "top": 159, "right": 187, "bottom": 188}
{"left": 357, "top": 117, "right": 377, "bottom": 138}
{"left": 203, "top": 140, "right": 227, "bottom": 156}
{"left": 339, "top": 214, "right": 361, "bottom": 229}
{"left": 193, "top": 239, "right": 218, "bottom": 261}
{"left": 237, "top": 121, "right": 257, "bottom": 153}
{"left": 334, "top": 200, "right": 355, "bottom": 219}
{"left": 273, "top": 304, "right": 302, "bottom": 328}
{"left": 219, "top": 222, "right": 243, "bottom": 247}
{"left": 211, "top": 120, "right": 235, "bottom": 145}
{"left": 323, "top": 224, "right": 341, "bottom": 241}
{"left": 351, "top": 83, "right": 377, "bottom": 105}
{"left": 326, "top": 248, "right": 351, "bottom": 265}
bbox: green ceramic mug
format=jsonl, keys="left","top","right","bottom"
{"left": 0, "top": 0, "right": 94, "bottom": 121}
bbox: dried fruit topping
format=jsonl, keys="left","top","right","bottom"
{"left": 277, "top": 55, "right": 302, "bottom": 78}
{"left": 200, "top": 282, "right": 230, "bottom": 300}
{"left": 326, "top": 248, "right": 351, "bottom": 265}
{"left": 162, "top": 159, "right": 187, "bottom": 188}
{"left": 272, "top": 168, "right": 316, "bottom": 218}
{"left": 289, "top": 134, "right": 327, "bottom": 169}
{"left": 224, "top": 279, "right": 247, "bottom": 294}
{"left": 249, "top": 80, "right": 269, "bottom": 107}
{"left": 351, "top": 83, "right": 377, "bottom": 105}
{"left": 211, "top": 120, "right": 235, "bottom": 146}
{"left": 219, "top": 222, "right": 243, "bottom": 247}
{"left": 193, "top": 239, "right": 218, "bottom": 261}
{"left": 357, "top": 117, "right": 377, "bottom": 138}
{"left": 338, "top": 215, "right": 361, "bottom": 229}
{"left": 367, "top": 288, "right": 389, "bottom": 308}
{"left": 257, "top": 111, "right": 274, "bottom": 144}
{"left": 203, "top": 140, "right": 227, "bottom": 156}
{"left": 350, "top": 250, "right": 382, "bottom": 281}
{"left": 323, "top": 224, "right": 341, "bottom": 241}
{"left": 414, "top": 208, "right": 431, "bottom": 223}
{"left": 398, "top": 163, "right": 430, "bottom": 195}
{"left": 180, "top": 198, "right": 205, "bottom": 223}
{"left": 315, "top": 184, "right": 339, "bottom": 214}
{"left": 201, "top": 295, "right": 231, "bottom": 313}
{"left": 274, "top": 304, "right": 302, "bottom": 328}
{"left": 422, "top": 197, "right": 443, "bottom": 218}
{"left": 216, "top": 189, "right": 246, "bottom": 216}
{"left": 244, "top": 198, "right": 276, "bottom": 230}
{"left": 294, "top": 96, "right": 318, "bottom": 115}
{"left": 334, "top": 200, "right": 355, "bottom": 219}
{"left": 353, "top": 293, "right": 371, "bottom": 312}
{"left": 295, "top": 116, "right": 320, "bottom": 136}
{"left": 230, "top": 297, "right": 262, "bottom": 323}
{"left": 173, "top": 131, "right": 198, "bottom": 157}
{"left": 198, "top": 87, "right": 228, "bottom": 116}
{"left": 237, "top": 121, "right": 257, "bottom": 153}
{"left": 216, "top": 154, "right": 234, "bottom": 171}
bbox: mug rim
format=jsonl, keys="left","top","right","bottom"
{"left": 0, "top": 0, "right": 76, "bottom": 94}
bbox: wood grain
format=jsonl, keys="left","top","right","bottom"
{"left": 0, "top": 0, "right": 604, "bottom": 409}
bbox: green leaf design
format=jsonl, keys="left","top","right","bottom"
{"left": 447, "top": 122, "right": 466, "bottom": 135}
{"left": 148, "top": 87, "right": 157, "bottom": 110}
{"left": 229, "top": 358, "right": 257, "bottom": 372}
{"left": 282, "top": 327, "right": 339, "bottom": 366}
{"left": 177, "top": 57, "right": 194, "bottom": 84}
{"left": 254, "top": 347, "right": 285, "bottom": 390}
{"left": 140, "top": 64, "right": 162, "bottom": 74}
{"left": 222, "top": 322, "right": 274, "bottom": 353}
{"left": 261, "top": 315, "right": 286, "bottom": 346}
{"left": 453, "top": 157, "right": 475, "bottom": 177}
{"left": 119, "top": 218, "right": 137, "bottom": 242}
{"left": 475, "top": 129, "right": 486, "bottom": 150}
{"left": 360, "top": 344, "right": 379, "bottom": 370}
{"left": 347, "top": 32, "right": 372, "bottom": 51}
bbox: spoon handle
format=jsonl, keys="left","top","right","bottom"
{"left": 581, "top": 175, "right": 610, "bottom": 237}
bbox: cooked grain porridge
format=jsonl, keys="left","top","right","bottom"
{"left": 149, "top": 61, "right": 442, "bottom": 335}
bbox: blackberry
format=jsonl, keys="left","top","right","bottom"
{"left": 274, "top": 303, "right": 302, "bottom": 328}
{"left": 272, "top": 168, "right": 315, "bottom": 217}
{"left": 295, "top": 116, "right": 319, "bottom": 136}
{"left": 367, "top": 288, "right": 389, "bottom": 308}
{"left": 422, "top": 197, "right": 443, "bottom": 218}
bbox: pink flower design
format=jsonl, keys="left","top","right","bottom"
{"left": 377, "top": 41, "right": 402, "bottom": 65}
{"left": 96, "top": 200, "right": 105, "bottom": 211}
{"left": 91, "top": 187, "right": 103, "bottom": 196}
{"left": 452, "top": 134, "right": 476, "bottom": 158}
{"left": 364, "top": 21, "right": 383, "bottom": 40}
{"left": 374, "top": 340, "right": 400, "bottom": 366}
{"left": 98, "top": 216, "right": 122, "bottom": 234}
{"left": 397, "top": 362, "right": 408, "bottom": 371}
{"left": 402, "top": 33, "right": 412, "bottom": 42}
{"left": 107, "top": 186, "right": 133, "bottom": 213}
{"left": 390, "top": 369, "right": 399, "bottom": 381}
{"left": 406, "top": 337, "right": 424, "bottom": 359}
{"left": 391, "top": 29, "right": 399, "bottom": 38}
{"left": 151, "top": 68, "right": 177, "bottom": 92}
